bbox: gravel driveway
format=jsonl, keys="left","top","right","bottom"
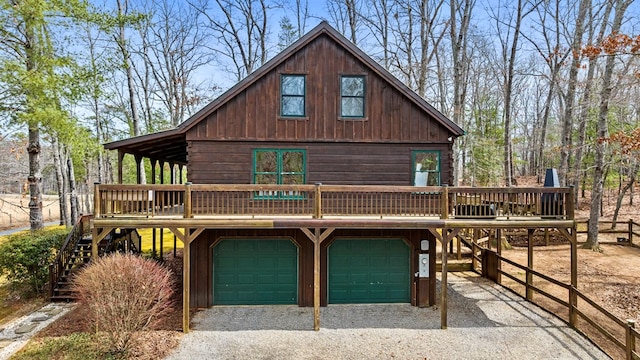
{"left": 166, "top": 273, "right": 609, "bottom": 360}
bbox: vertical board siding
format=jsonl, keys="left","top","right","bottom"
{"left": 185, "top": 35, "right": 452, "bottom": 144}
{"left": 190, "top": 228, "right": 431, "bottom": 308}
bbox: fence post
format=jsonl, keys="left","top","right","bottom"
{"left": 184, "top": 182, "right": 192, "bottom": 218}
{"left": 629, "top": 220, "right": 633, "bottom": 246}
{"left": 441, "top": 185, "right": 449, "bottom": 219}
{"left": 314, "top": 183, "right": 322, "bottom": 219}
{"left": 627, "top": 319, "right": 636, "bottom": 360}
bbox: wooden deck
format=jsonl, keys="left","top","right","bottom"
{"left": 91, "top": 183, "right": 577, "bottom": 334}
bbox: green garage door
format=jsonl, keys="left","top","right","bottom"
{"left": 213, "top": 239, "right": 298, "bottom": 305}
{"left": 328, "top": 239, "right": 410, "bottom": 304}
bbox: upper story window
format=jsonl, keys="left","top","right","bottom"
{"left": 412, "top": 151, "right": 440, "bottom": 186}
{"left": 340, "top": 75, "right": 365, "bottom": 118}
{"left": 281, "top": 75, "right": 306, "bottom": 117}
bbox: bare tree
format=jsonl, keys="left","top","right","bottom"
{"left": 140, "top": 0, "right": 214, "bottom": 127}
{"left": 449, "top": 0, "right": 474, "bottom": 184}
{"left": 571, "top": 1, "right": 611, "bottom": 202}
{"left": 359, "top": 0, "right": 393, "bottom": 68}
{"left": 327, "top": 0, "right": 360, "bottom": 44}
{"left": 192, "top": 0, "right": 271, "bottom": 81}
{"left": 586, "top": 0, "right": 633, "bottom": 250}
{"left": 490, "top": 0, "right": 539, "bottom": 186}
{"left": 557, "top": 0, "right": 590, "bottom": 186}
{"left": 520, "top": 0, "right": 570, "bottom": 179}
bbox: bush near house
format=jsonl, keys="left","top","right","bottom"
{"left": 73, "top": 253, "right": 174, "bottom": 357}
{"left": 0, "top": 228, "right": 67, "bottom": 297}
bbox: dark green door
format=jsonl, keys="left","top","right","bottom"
{"left": 328, "top": 238, "right": 410, "bottom": 304}
{"left": 213, "top": 239, "right": 298, "bottom": 305}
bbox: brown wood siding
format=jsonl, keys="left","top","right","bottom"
{"left": 190, "top": 229, "right": 434, "bottom": 308}
{"left": 187, "top": 141, "right": 454, "bottom": 186}
{"left": 185, "top": 34, "right": 452, "bottom": 144}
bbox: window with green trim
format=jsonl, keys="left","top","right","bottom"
{"left": 281, "top": 75, "right": 305, "bottom": 117}
{"left": 253, "top": 149, "right": 306, "bottom": 198}
{"left": 412, "top": 151, "right": 440, "bottom": 186}
{"left": 340, "top": 75, "right": 365, "bottom": 117}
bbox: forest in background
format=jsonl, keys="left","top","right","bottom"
{"left": 0, "top": 0, "right": 639, "bottom": 246}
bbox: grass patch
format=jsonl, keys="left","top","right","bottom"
{"left": 11, "top": 333, "right": 117, "bottom": 360}
{"left": 136, "top": 228, "right": 184, "bottom": 254}
{"left": 0, "top": 225, "right": 66, "bottom": 244}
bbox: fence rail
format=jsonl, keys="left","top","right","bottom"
{"left": 94, "top": 184, "right": 575, "bottom": 220}
{"left": 576, "top": 219, "right": 639, "bottom": 246}
{"left": 485, "top": 249, "right": 638, "bottom": 359}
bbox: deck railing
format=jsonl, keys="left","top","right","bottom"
{"left": 94, "top": 184, "right": 575, "bottom": 220}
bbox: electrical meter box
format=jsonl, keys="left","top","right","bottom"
{"left": 419, "top": 253, "right": 429, "bottom": 278}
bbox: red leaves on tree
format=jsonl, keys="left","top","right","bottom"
{"left": 582, "top": 32, "right": 640, "bottom": 59}
{"left": 606, "top": 128, "right": 640, "bottom": 155}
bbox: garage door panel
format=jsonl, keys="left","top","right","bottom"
{"left": 329, "top": 239, "right": 410, "bottom": 304}
{"left": 214, "top": 239, "right": 298, "bottom": 305}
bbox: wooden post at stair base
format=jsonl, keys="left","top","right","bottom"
{"left": 183, "top": 230, "right": 191, "bottom": 333}
{"left": 441, "top": 228, "right": 448, "bottom": 329}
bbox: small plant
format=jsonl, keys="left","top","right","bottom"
{"left": 0, "top": 228, "right": 67, "bottom": 297}
{"left": 73, "top": 253, "right": 174, "bottom": 356}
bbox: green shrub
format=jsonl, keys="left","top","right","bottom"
{"left": 73, "top": 253, "right": 174, "bottom": 356}
{"left": 0, "top": 228, "right": 68, "bottom": 297}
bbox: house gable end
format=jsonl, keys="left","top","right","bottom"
{"left": 186, "top": 28, "right": 457, "bottom": 143}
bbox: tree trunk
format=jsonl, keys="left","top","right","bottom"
{"left": 52, "top": 137, "right": 68, "bottom": 226}
{"left": 586, "top": 0, "right": 631, "bottom": 250}
{"left": 27, "top": 125, "right": 43, "bottom": 231}
{"left": 572, "top": 1, "right": 611, "bottom": 205}
{"left": 67, "top": 152, "right": 78, "bottom": 225}
{"left": 502, "top": 0, "right": 526, "bottom": 187}
{"left": 559, "top": 0, "right": 590, "bottom": 185}
{"left": 611, "top": 161, "right": 637, "bottom": 228}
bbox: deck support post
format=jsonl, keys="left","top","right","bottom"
{"left": 313, "top": 228, "right": 321, "bottom": 331}
{"left": 183, "top": 231, "right": 190, "bottom": 334}
{"left": 526, "top": 229, "right": 534, "bottom": 301}
{"left": 300, "top": 227, "right": 334, "bottom": 331}
{"left": 441, "top": 228, "right": 448, "bottom": 329}
{"left": 569, "top": 227, "right": 577, "bottom": 328}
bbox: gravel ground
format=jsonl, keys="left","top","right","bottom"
{"left": 166, "top": 273, "right": 609, "bottom": 360}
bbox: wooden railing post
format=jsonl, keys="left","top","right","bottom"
{"left": 93, "top": 183, "right": 101, "bottom": 218}
{"left": 566, "top": 186, "right": 575, "bottom": 220}
{"left": 184, "top": 182, "right": 192, "bottom": 218}
{"left": 627, "top": 319, "right": 636, "bottom": 360}
{"left": 441, "top": 185, "right": 449, "bottom": 219}
{"left": 314, "top": 183, "right": 322, "bottom": 219}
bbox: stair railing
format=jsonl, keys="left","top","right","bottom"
{"left": 49, "top": 215, "right": 93, "bottom": 298}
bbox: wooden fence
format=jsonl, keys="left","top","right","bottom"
{"left": 474, "top": 248, "right": 639, "bottom": 360}
{"left": 576, "top": 219, "right": 639, "bottom": 246}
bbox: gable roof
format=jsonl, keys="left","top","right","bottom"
{"left": 104, "top": 21, "right": 464, "bottom": 163}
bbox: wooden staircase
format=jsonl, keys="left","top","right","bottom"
{"left": 49, "top": 216, "right": 142, "bottom": 301}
